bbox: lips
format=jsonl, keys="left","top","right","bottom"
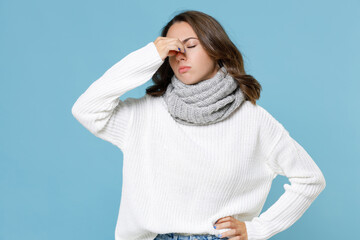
{"left": 178, "top": 66, "right": 191, "bottom": 74}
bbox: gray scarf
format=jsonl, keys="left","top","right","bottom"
{"left": 162, "top": 66, "right": 245, "bottom": 126}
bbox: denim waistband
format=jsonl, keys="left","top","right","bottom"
{"left": 154, "top": 233, "right": 228, "bottom": 240}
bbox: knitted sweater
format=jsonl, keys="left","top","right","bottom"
{"left": 71, "top": 41, "right": 326, "bottom": 240}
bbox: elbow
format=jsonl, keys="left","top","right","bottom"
{"left": 71, "top": 102, "right": 85, "bottom": 125}
{"left": 71, "top": 101, "right": 82, "bottom": 120}
{"left": 318, "top": 173, "right": 326, "bottom": 192}
{"left": 71, "top": 104, "right": 77, "bottom": 118}
{"left": 311, "top": 172, "right": 326, "bottom": 197}
{"left": 290, "top": 172, "right": 327, "bottom": 198}
{"left": 70, "top": 102, "right": 102, "bottom": 135}
{"left": 71, "top": 104, "right": 79, "bottom": 120}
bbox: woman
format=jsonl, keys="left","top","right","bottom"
{"left": 72, "top": 10, "right": 326, "bottom": 240}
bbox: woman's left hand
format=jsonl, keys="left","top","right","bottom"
{"left": 214, "top": 216, "right": 248, "bottom": 240}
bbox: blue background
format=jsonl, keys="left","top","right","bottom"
{"left": 1, "top": 0, "right": 359, "bottom": 239}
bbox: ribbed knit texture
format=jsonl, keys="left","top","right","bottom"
{"left": 163, "top": 66, "right": 245, "bottom": 126}
{"left": 71, "top": 41, "right": 326, "bottom": 240}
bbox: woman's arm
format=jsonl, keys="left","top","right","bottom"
{"left": 71, "top": 41, "right": 164, "bottom": 149}
{"left": 244, "top": 127, "right": 326, "bottom": 240}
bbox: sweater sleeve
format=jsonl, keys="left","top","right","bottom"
{"left": 244, "top": 126, "right": 326, "bottom": 240}
{"left": 71, "top": 41, "right": 164, "bottom": 150}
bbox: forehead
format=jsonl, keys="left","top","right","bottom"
{"left": 166, "top": 21, "right": 198, "bottom": 42}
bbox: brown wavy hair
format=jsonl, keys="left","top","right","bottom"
{"left": 146, "top": 10, "right": 262, "bottom": 105}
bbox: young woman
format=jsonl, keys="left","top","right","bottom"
{"left": 72, "top": 10, "right": 326, "bottom": 240}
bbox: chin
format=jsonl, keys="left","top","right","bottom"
{"left": 181, "top": 78, "right": 199, "bottom": 85}
{"left": 176, "top": 76, "right": 189, "bottom": 85}
{"left": 180, "top": 80, "right": 192, "bottom": 85}
{"left": 175, "top": 73, "right": 201, "bottom": 85}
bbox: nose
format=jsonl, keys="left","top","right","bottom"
{"left": 175, "top": 51, "right": 186, "bottom": 61}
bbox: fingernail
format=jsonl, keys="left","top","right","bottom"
{"left": 218, "top": 234, "right": 222, "bottom": 238}
{"left": 213, "top": 225, "right": 216, "bottom": 229}
{"left": 178, "top": 48, "right": 181, "bottom": 51}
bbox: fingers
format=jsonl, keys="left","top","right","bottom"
{"left": 154, "top": 36, "right": 186, "bottom": 61}
{"left": 169, "top": 38, "right": 186, "bottom": 53}
{"left": 156, "top": 36, "right": 186, "bottom": 53}
{"left": 214, "top": 220, "right": 234, "bottom": 229}
{"left": 215, "top": 216, "right": 232, "bottom": 224}
{"left": 214, "top": 217, "right": 247, "bottom": 239}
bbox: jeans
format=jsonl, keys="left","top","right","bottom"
{"left": 154, "top": 233, "right": 229, "bottom": 240}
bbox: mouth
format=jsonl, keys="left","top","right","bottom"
{"left": 178, "top": 66, "right": 191, "bottom": 74}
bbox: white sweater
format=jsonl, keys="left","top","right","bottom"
{"left": 71, "top": 41, "right": 326, "bottom": 240}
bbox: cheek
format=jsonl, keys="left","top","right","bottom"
{"left": 187, "top": 52, "right": 201, "bottom": 66}
{"left": 199, "top": 52, "right": 212, "bottom": 65}
{"left": 169, "top": 58, "right": 176, "bottom": 69}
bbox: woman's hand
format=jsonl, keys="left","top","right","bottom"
{"left": 153, "top": 36, "right": 186, "bottom": 61}
{"left": 214, "top": 216, "right": 248, "bottom": 240}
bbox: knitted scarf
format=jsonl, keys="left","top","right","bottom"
{"left": 162, "top": 66, "right": 245, "bottom": 126}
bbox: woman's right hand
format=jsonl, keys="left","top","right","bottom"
{"left": 153, "top": 37, "right": 186, "bottom": 61}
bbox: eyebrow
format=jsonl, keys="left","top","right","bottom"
{"left": 182, "top": 37, "right": 198, "bottom": 44}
